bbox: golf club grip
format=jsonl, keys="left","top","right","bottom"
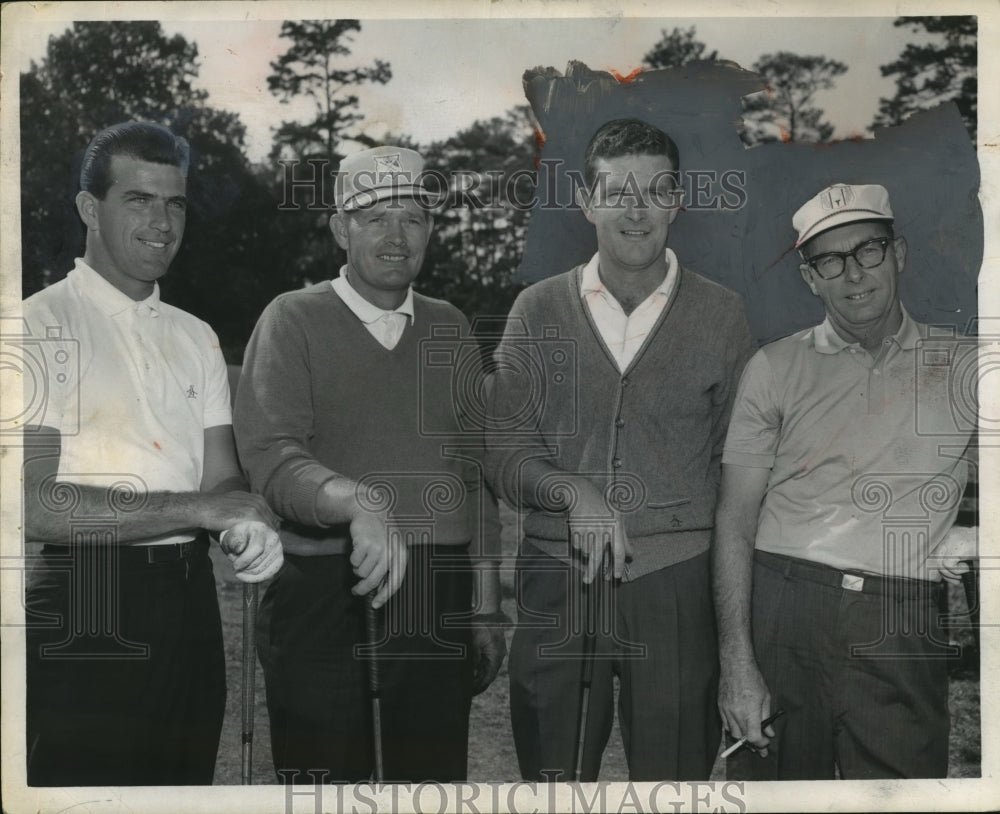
{"left": 365, "top": 591, "right": 380, "bottom": 693}
{"left": 961, "top": 560, "right": 979, "bottom": 628}
{"left": 242, "top": 582, "right": 258, "bottom": 723}
{"left": 580, "top": 545, "right": 609, "bottom": 685}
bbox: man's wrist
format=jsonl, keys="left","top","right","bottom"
{"left": 163, "top": 491, "right": 205, "bottom": 529}
{"left": 471, "top": 610, "right": 513, "bottom": 627}
{"left": 720, "top": 647, "right": 758, "bottom": 673}
{"left": 315, "top": 477, "right": 362, "bottom": 526}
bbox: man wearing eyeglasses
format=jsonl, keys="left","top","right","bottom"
{"left": 713, "top": 183, "right": 976, "bottom": 779}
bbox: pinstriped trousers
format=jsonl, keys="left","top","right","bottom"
{"left": 509, "top": 545, "right": 720, "bottom": 781}
{"left": 728, "top": 553, "right": 950, "bottom": 780}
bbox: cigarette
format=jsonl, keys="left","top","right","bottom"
{"left": 720, "top": 708, "right": 786, "bottom": 759}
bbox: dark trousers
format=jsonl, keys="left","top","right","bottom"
{"left": 729, "top": 551, "right": 951, "bottom": 780}
{"left": 25, "top": 539, "right": 226, "bottom": 786}
{"left": 509, "top": 546, "right": 720, "bottom": 782}
{"left": 258, "top": 546, "right": 474, "bottom": 783}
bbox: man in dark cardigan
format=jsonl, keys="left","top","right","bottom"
{"left": 234, "top": 145, "right": 506, "bottom": 783}
{"left": 485, "top": 118, "right": 756, "bottom": 780}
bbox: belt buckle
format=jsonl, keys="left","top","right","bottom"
{"left": 841, "top": 573, "right": 865, "bottom": 592}
{"left": 145, "top": 546, "right": 169, "bottom": 564}
{"left": 145, "top": 543, "right": 187, "bottom": 564}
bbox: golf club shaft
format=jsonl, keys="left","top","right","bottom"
{"left": 366, "top": 590, "right": 384, "bottom": 782}
{"left": 241, "top": 581, "right": 259, "bottom": 785}
{"left": 574, "top": 543, "right": 610, "bottom": 781}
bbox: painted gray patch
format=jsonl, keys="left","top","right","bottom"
{"left": 520, "top": 61, "right": 980, "bottom": 342}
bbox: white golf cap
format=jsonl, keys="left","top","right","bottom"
{"left": 792, "top": 183, "right": 894, "bottom": 248}
{"left": 335, "top": 145, "right": 436, "bottom": 211}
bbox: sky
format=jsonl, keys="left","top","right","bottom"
{"left": 14, "top": 14, "right": 942, "bottom": 163}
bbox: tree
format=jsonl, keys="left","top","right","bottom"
{"left": 741, "top": 52, "right": 848, "bottom": 145}
{"left": 266, "top": 20, "right": 391, "bottom": 280}
{"left": 414, "top": 105, "right": 536, "bottom": 330}
{"left": 873, "top": 16, "right": 976, "bottom": 142}
{"left": 19, "top": 22, "right": 293, "bottom": 360}
{"left": 643, "top": 26, "right": 718, "bottom": 68}
{"left": 21, "top": 22, "right": 206, "bottom": 294}
{"left": 268, "top": 20, "right": 391, "bottom": 162}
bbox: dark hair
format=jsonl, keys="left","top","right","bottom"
{"left": 583, "top": 118, "right": 680, "bottom": 188}
{"left": 80, "top": 122, "right": 190, "bottom": 199}
{"left": 799, "top": 219, "right": 895, "bottom": 259}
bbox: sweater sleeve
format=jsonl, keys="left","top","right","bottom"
{"left": 709, "top": 295, "right": 758, "bottom": 475}
{"left": 233, "top": 294, "right": 340, "bottom": 526}
{"left": 461, "top": 448, "right": 503, "bottom": 563}
{"left": 447, "top": 310, "right": 503, "bottom": 563}
{"left": 483, "top": 288, "right": 562, "bottom": 510}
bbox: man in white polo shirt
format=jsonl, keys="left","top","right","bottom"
{"left": 21, "top": 121, "right": 283, "bottom": 786}
{"left": 714, "top": 183, "right": 977, "bottom": 779}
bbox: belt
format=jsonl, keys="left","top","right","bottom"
{"left": 755, "top": 550, "right": 943, "bottom": 600}
{"left": 43, "top": 535, "right": 209, "bottom": 567}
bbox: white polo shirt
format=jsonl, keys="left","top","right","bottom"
{"left": 579, "top": 249, "right": 679, "bottom": 371}
{"left": 19, "top": 259, "right": 232, "bottom": 543}
{"left": 331, "top": 268, "right": 414, "bottom": 350}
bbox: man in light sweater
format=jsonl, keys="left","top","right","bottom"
{"left": 714, "top": 183, "right": 977, "bottom": 779}
{"left": 234, "top": 145, "right": 505, "bottom": 783}
{"left": 485, "top": 118, "right": 756, "bottom": 780}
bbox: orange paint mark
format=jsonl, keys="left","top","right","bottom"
{"left": 153, "top": 441, "right": 162, "bottom": 450}
{"left": 758, "top": 241, "right": 802, "bottom": 280}
{"left": 610, "top": 67, "right": 643, "bottom": 84}
{"left": 533, "top": 127, "right": 547, "bottom": 169}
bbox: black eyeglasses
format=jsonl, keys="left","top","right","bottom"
{"left": 805, "top": 237, "right": 893, "bottom": 280}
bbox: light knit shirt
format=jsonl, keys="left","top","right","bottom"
{"left": 331, "top": 268, "right": 414, "bottom": 350}
{"left": 579, "top": 249, "right": 679, "bottom": 371}
{"left": 723, "top": 309, "right": 974, "bottom": 580}
{"left": 18, "top": 259, "right": 232, "bottom": 545}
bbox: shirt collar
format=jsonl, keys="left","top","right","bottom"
{"left": 813, "top": 306, "right": 920, "bottom": 355}
{"left": 331, "top": 267, "right": 415, "bottom": 325}
{"left": 69, "top": 258, "right": 161, "bottom": 317}
{"left": 580, "top": 248, "right": 679, "bottom": 299}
